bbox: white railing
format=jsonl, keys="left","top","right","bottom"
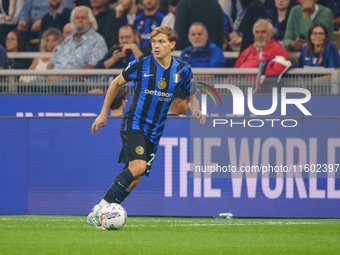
{"left": 0, "top": 68, "right": 338, "bottom": 94}
{"left": 7, "top": 51, "right": 301, "bottom": 60}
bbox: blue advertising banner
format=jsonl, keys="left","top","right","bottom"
{"left": 1, "top": 94, "right": 340, "bottom": 117}
{"left": 0, "top": 117, "right": 339, "bottom": 217}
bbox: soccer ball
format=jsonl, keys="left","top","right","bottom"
{"left": 99, "top": 203, "right": 127, "bottom": 230}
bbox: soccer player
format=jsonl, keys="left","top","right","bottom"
{"left": 87, "top": 26, "right": 206, "bottom": 229}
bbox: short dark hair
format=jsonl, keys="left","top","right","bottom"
{"left": 109, "top": 87, "right": 127, "bottom": 110}
{"left": 173, "top": 88, "right": 187, "bottom": 100}
{"left": 169, "top": 0, "right": 179, "bottom": 6}
{"left": 119, "top": 24, "right": 138, "bottom": 36}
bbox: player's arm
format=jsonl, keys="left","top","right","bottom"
{"left": 189, "top": 94, "right": 206, "bottom": 124}
{"left": 91, "top": 73, "right": 128, "bottom": 134}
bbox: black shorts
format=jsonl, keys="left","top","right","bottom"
{"left": 118, "top": 130, "right": 158, "bottom": 176}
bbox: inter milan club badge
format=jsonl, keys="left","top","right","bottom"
{"left": 173, "top": 74, "right": 180, "bottom": 83}
{"left": 158, "top": 78, "right": 167, "bottom": 89}
{"left": 135, "top": 146, "right": 144, "bottom": 155}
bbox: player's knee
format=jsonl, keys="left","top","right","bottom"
{"left": 129, "top": 160, "right": 147, "bottom": 177}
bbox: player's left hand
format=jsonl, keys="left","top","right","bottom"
{"left": 192, "top": 109, "right": 206, "bottom": 124}
{"left": 91, "top": 114, "right": 107, "bottom": 134}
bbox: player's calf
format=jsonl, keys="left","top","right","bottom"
{"left": 103, "top": 167, "right": 136, "bottom": 204}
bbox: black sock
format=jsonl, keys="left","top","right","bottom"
{"left": 103, "top": 168, "right": 135, "bottom": 204}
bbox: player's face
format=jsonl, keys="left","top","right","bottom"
{"left": 188, "top": 25, "right": 208, "bottom": 50}
{"left": 45, "top": 34, "right": 57, "bottom": 52}
{"left": 73, "top": 10, "right": 91, "bottom": 34}
{"left": 179, "top": 98, "right": 190, "bottom": 115}
{"left": 310, "top": 26, "right": 326, "bottom": 47}
{"left": 254, "top": 22, "right": 271, "bottom": 48}
{"left": 119, "top": 27, "right": 135, "bottom": 44}
{"left": 151, "top": 33, "right": 175, "bottom": 60}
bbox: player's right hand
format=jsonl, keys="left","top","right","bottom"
{"left": 192, "top": 109, "right": 206, "bottom": 124}
{"left": 91, "top": 114, "right": 107, "bottom": 134}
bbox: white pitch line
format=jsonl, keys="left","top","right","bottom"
{"left": 168, "top": 222, "right": 321, "bottom": 227}
{"left": 0, "top": 225, "right": 89, "bottom": 228}
{"left": 0, "top": 218, "right": 85, "bottom": 222}
{"left": 0, "top": 221, "right": 322, "bottom": 229}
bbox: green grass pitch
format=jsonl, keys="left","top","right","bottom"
{"left": 0, "top": 216, "right": 339, "bottom": 255}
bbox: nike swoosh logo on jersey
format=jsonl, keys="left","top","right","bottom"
{"left": 144, "top": 74, "right": 154, "bottom": 77}
{"left": 118, "top": 181, "right": 125, "bottom": 188}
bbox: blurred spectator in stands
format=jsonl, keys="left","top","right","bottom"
{"left": 159, "top": 0, "right": 169, "bottom": 14}
{"left": 167, "top": 89, "right": 190, "bottom": 116}
{"left": 19, "top": 28, "right": 63, "bottom": 83}
{"left": 62, "top": 23, "right": 74, "bottom": 38}
{"left": 73, "top": 0, "right": 91, "bottom": 8}
{"left": 17, "top": 0, "right": 72, "bottom": 50}
{"left": 48, "top": 6, "right": 108, "bottom": 70}
{"left": 115, "top": 0, "right": 143, "bottom": 25}
{"left": 219, "top": 0, "right": 242, "bottom": 24}
{"left": 222, "top": 32, "right": 233, "bottom": 51}
{"left": 17, "top": 1, "right": 49, "bottom": 33}
{"left": 235, "top": 19, "right": 289, "bottom": 68}
{"left": 0, "top": 0, "right": 25, "bottom": 47}
{"left": 175, "top": 0, "right": 223, "bottom": 50}
{"left": 109, "top": 87, "right": 128, "bottom": 116}
{"left": 91, "top": 0, "right": 122, "bottom": 48}
{"left": 0, "top": 45, "right": 9, "bottom": 69}
{"left": 30, "top": 28, "right": 63, "bottom": 70}
{"left": 317, "top": 0, "right": 340, "bottom": 31}
{"left": 41, "top": 0, "right": 72, "bottom": 36}
{"left": 95, "top": 24, "right": 149, "bottom": 69}
{"left": 264, "top": 0, "right": 275, "bottom": 14}
{"left": 229, "top": 0, "right": 267, "bottom": 52}
{"left": 214, "top": 0, "right": 232, "bottom": 37}
{"left": 6, "top": 30, "right": 32, "bottom": 69}
{"left": 178, "top": 22, "right": 226, "bottom": 67}
{"left": 269, "top": 0, "right": 295, "bottom": 45}
{"left": 283, "top": 0, "right": 335, "bottom": 51}
{"left": 222, "top": 12, "right": 232, "bottom": 38}
{"left": 160, "top": 0, "right": 179, "bottom": 29}
{"left": 134, "top": 0, "right": 164, "bottom": 47}
{"left": 297, "top": 22, "right": 340, "bottom": 67}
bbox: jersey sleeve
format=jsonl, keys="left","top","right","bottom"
{"left": 180, "top": 66, "right": 196, "bottom": 96}
{"left": 121, "top": 57, "right": 143, "bottom": 82}
{"left": 327, "top": 44, "right": 340, "bottom": 68}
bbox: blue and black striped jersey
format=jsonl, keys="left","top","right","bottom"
{"left": 297, "top": 43, "right": 340, "bottom": 68}
{"left": 121, "top": 55, "right": 196, "bottom": 144}
{"left": 133, "top": 10, "right": 164, "bottom": 47}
